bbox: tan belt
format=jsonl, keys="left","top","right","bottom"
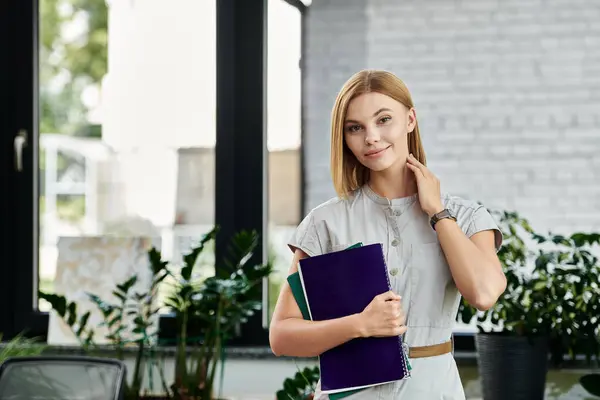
{"left": 408, "top": 340, "right": 453, "bottom": 359}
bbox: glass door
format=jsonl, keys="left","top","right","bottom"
{"left": 6, "top": 0, "right": 219, "bottom": 341}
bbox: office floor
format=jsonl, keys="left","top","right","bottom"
{"left": 210, "top": 360, "right": 596, "bottom": 400}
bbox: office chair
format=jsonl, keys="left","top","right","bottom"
{"left": 0, "top": 355, "right": 127, "bottom": 400}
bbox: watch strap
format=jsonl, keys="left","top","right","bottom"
{"left": 430, "top": 209, "right": 456, "bottom": 230}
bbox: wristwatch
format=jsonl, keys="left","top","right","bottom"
{"left": 430, "top": 209, "right": 457, "bottom": 230}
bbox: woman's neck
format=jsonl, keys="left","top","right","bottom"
{"left": 367, "top": 163, "right": 418, "bottom": 200}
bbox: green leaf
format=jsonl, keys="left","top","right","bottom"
{"left": 38, "top": 292, "right": 67, "bottom": 317}
{"left": 180, "top": 227, "right": 218, "bottom": 281}
{"left": 535, "top": 253, "right": 550, "bottom": 271}
{"left": 66, "top": 302, "right": 77, "bottom": 327}
{"left": 283, "top": 377, "right": 300, "bottom": 393}
{"left": 107, "top": 313, "right": 122, "bottom": 328}
{"left": 133, "top": 292, "right": 146, "bottom": 302}
{"left": 87, "top": 293, "right": 116, "bottom": 317}
{"left": 571, "top": 233, "right": 600, "bottom": 247}
{"left": 78, "top": 311, "right": 91, "bottom": 332}
{"left": 147, "top": 247, "right": 169, "bottom": 274}
{"left": 112, "top": 290, "right": 127, "bottom": 302}
{"left": 275, "top": 389, "right": 291, "bottom": 400}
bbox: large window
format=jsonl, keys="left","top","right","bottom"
{"left": 37, "top": 0, "right": 218, "bottom": 315}
{"left": 1, "top": 0, "right": 279, "bottom": 347}
{"left": 266, "top": 0, "right": 302, "bottom": 320}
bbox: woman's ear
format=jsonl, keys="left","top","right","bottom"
{"left": 407, "top": 108, "right": 417, "bottom": 133}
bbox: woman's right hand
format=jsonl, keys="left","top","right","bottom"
{"left": 357, "top": 291, "right": 407, "bottom": 338}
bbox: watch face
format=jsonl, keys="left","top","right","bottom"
{"left": 437, "top": 210, "right": 451, "bottom": 219}
{"left": 430, "top": 209, "right": 456, "bottom": 230}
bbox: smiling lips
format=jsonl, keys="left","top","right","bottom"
{"left": 365, "top": 145, "right": 390, "bottom": 158}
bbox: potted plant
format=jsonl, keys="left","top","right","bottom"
{"left": 539, "top": 231, "right": 600, "bottom": 399}
{"left": 164, "top": 228, "right": 274, "bottom": 400}
{"left": 457, "top": 210, "right": 600, "bottom": 400}
{"left": 39, "top": 227, "right": 274, "bottom": 400}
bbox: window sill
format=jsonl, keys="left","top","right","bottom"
{"left": 1, "top": 343, "right": 593, "bottom": 369}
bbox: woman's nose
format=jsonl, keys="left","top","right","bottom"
{"left": 364, "top": 128, "right": 380, "bottom": 145}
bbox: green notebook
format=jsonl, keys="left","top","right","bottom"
{"left": 287, "top": 243, "right": 364, "bottom": 400}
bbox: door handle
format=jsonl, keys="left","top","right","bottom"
{"left": 14, "top": 129, "right": 28, "bottom": 172}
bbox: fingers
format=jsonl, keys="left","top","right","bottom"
{"left": 393, "top": 309, "right": 406, "bottom": 322}
{"left": 406, "top": 160, "right": 425, "bottom": 180}
{"left": 383, "top": 294, "right": 403, "bottom": 319}
{"left": 398, "top": 313, "right": 406, "bottom": 326}
{"left": 407, "top": 167, "right": 424, "bottom": 184}
{"left": 389, "top": 312, "right": 407, "bottom": 336}
{"left": 395, "top": 325, "right": 408, "bottom": 336}
{"left": 407, "top": 153, "right": 425, "bottom": 170}
{"left": 384, "top": 301, "right": 400, "bottom": 317}
{"left": 386, "top": 301, "right": 405, "bottom": 321}
{"left": 369, "top": 291, "right": 408, "bottom": 338}
{"left": 377, "top": 290, "right": 401, "bottom": 302}
{"left": 407, "top": 153, "right": 431, "bottom": 178}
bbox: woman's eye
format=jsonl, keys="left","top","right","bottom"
{"left": 346, "top": 125, "right": 361, "bottom": 132}
{"left": 379, "top": 116, "right": 391, "bottom": 124}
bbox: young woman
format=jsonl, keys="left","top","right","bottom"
{"left": 269, "top": 69, "right": 506, "bottom": 399}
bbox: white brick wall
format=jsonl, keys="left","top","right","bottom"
{"left": 303, "top": 0, "right": 600, "bottom": 233}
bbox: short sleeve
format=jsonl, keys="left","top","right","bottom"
{"left": 465, "top": 205, "right": 503, "bottom": 251}
{"left": 287, "top": 211, "right": 323, "bottom": 257}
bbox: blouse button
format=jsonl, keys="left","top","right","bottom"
{"left": 391, "top": 238, "right": 400, "bottom": 247}
{"left": 389, "top": 268, "right": 399, "bottom": 276}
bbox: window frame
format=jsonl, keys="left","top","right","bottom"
{"left": 1, "top": 0, "right": 273, "bottom": 348}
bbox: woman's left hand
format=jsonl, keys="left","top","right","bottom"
{"left": 406, "top": 153, "right": 444, "bottom": 218}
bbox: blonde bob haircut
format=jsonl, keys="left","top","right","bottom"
{"left": 330, "top": 69, "right": 426, "bottom": 198}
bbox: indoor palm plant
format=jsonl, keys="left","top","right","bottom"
{"left": 164, "top": 227, "right": 273, "bottom": 400}
{"left": 39, "top": 227, "right": 273, "bottom": 400}
{"left": 457, "top": 210, "right": 600, "bottom": 400}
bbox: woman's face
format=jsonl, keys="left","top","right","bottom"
{"left": 344, "top": 92, "right": 416, "bottom": 173}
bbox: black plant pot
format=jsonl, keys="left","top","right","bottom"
{"left": 475, "top": 332, "right": 549, "bottom": 400}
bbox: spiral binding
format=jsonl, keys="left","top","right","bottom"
{"left": 377, "top": 243, "right": 411, "bottom": 380}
